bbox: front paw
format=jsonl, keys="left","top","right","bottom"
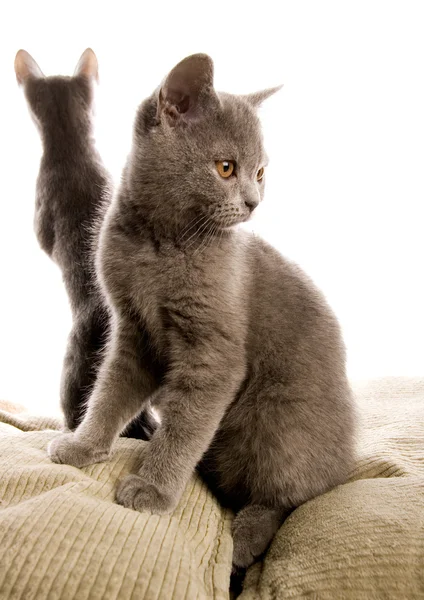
{"left": 116, "top": 474, "right": 177, "bottom": 514}
{"left": 48, "top": 433, "right": 110, "bottom": 468}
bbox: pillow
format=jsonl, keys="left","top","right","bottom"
{"left": 240, "top": 378, "right": 424, "bottom": 599}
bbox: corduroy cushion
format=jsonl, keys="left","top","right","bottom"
{"left": 0, "top": 411, "right": 233, "bottom": 599}
{"left": 239, "top": 378, "right": 424, "bottom": 599}
{"left": 0, "top": 377, "right": 423, "bottom": 599}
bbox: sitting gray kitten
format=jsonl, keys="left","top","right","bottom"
{"left": 48, "top": 54, "right": 356, "bottom": 570}
{"left": 14, "top": 49, "right": 157, "bottom": 439}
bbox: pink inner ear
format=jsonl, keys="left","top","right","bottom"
{"left": 74, "top": 49, "right": 98, "bottom": 81}
{"left": 14, "top": 50, "right": 44, "bottom": 84}
{"left": 158, "top": 54, "right": 216, "bottom": 124}
{"left": 167, "top": 89, "right": 190, "bottom": 114}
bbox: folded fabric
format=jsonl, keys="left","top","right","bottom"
{"left": 0, "top": 410, "right": 233, "bottom": 599}
{"left": 0, "top": 377, "right": 423, "bottom": 599}
{"left": 239, "top": 377, "right": 424, "bottom": 599}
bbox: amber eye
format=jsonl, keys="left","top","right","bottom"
{"left": 216, "top": 160, "right": 235, "bottom": 178}
{"left": 256, "top": 167, "right": 265, "bottom": 182}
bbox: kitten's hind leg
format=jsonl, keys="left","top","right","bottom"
{"left": 60, "top": 305, "right": 108, "bottom": 431}
{"left": 232, "top": 504, "right": 288, "bottom": 569}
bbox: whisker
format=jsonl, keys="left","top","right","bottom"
{"left": 184, "top": 216, "right": 213, "bottom": 248}
{"left": 218, "top": 224, "right": 225, "bottom": 248}
{"left": 208, "top": 225, "right": 220, "bottom": 255}
{"left": 178, "top": 214, "right": 201, "bottom": 240}
{"left": 178, "top": 213, "right": 210, "bottom": 242}
{"left": 193, "top": 219, "right": 213, "bottom": 243}
{"left": 193, "top": 226, "right": 212, "bottom": 256}
{"left": 194, "top": 223, "right": 219, "bottom": 257}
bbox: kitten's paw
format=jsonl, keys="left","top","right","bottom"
{"left": 232, "top": 505, "right": 283, "bottom": 569}
{"left": 232, "top": 527, "right": 260, "bottom": 569}
{"left": 116, "top": 474, "right": 176, "bottom": 514}
{"left": 48, "top": 433, "right": 110, "bottom": 468}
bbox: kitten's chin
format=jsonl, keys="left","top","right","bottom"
{"left": 214, "top": 216, "right": 250, "bottom": 231}
{"left": 210, "top": 210, "right": 253, "bottom": 231}
{"left": 221, "top": 223, "right": 239, "bottom": 231}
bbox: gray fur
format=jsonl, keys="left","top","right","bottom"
{"left": 15, "top": 49, "right": 157, "bottom": 439}
{"left": 48, "top": 53, "right": 356, "bottom": 570}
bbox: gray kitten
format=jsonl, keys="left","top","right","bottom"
{"left": 48, "top": 54, "right": 356, "bottom": 570}
{"left": 14, "top": 49, "right": 157, "bottom": 439}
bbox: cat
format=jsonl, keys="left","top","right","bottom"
{"left": 14, "top": 48, "right": 157, "bottom": 440}
{"left": 47, "top": 53, "right": 356, "bottom": 570}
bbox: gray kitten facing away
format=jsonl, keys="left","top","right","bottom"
{"left": 14, "top": 49, "right": 157, "bottom": 439}
{"left": 48, "top": 54, "right": 356, "bottom": 570}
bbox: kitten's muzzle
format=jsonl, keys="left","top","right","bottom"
{"left": 241, "top": 185, "right": 260, "bottom": 213}
{"left": 244, "top": 196, "right": 259, "bottom": 212}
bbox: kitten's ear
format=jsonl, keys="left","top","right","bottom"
{"left": 74, "top": 48, "right": 98, "bottom": 81}
{"left": 242, "top": 85, "right": 283, "bottom": 108}
{"left": 157, "top": 53, "right": 218, "bottom": 126}
{"left": 14, "top": 50, "right": 44, "bottom": 85}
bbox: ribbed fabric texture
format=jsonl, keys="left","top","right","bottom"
{"left": 240, "top": 377, "right": 424, "bottom": 599}
{"left": 0, "top": 411, "right": 233, "bottom": 600}
{"left": 0, "top": 377, "right": 423, "bottom": 599}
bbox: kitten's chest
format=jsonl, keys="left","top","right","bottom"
{"left": 127, "top": 240, "right": 245, "bottom": 352}
{"left": 131, "top": 249, "right": 186, "bottom": 337}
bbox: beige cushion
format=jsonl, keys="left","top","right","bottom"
{"left": 0, "top": 377, "right": 423, "bottom": 599}
{"left": 240, "top": 378, "right": 424, "bottom": 599}
{"left": 0, "top": 411, "right": 233, "bottom": 599}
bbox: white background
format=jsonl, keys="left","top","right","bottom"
{"left": 1, "top": 1, "right": 423, "bottom": 415}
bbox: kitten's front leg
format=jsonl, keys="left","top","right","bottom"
{"left": 48, "top": 316, "right": 158, "bottom": 467}
{"left": 116, "top": 341, "right": 245, "bottom": 513}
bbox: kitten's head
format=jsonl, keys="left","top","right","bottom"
{"left": 131, "top": 54, "right": 281, "bottom": 236}
{"left": 14, "top": 48, "right": 98, "bottom": 138}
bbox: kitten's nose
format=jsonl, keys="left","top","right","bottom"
{"left": 244, "top": 196, "right": 259, "bottom": 212}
